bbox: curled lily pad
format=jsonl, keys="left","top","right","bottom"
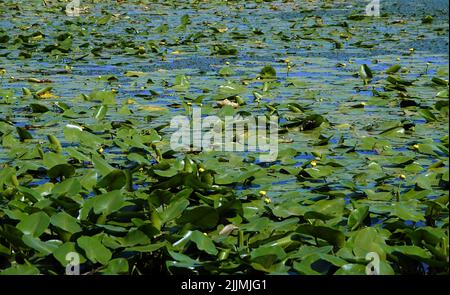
{"left": 259, "top": 66, "right": 277, "bottom": 79}
{"left": 16, "top": 127, "right": 32, "bottom": 141}
{"left": 96, "top": 169, "right": 127, "bottom": 191}
{"left": 296, "top": 225, "right": 345, "bottom": 248}
{"left": 47, "top": 164, "right": 75, "bottom": 179}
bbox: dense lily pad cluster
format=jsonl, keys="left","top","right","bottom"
{"left": 0, "top": 1, "right": 448, "bottom": 274}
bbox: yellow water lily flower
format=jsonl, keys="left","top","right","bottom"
{"left": 38, "top": 91, "right": 57, "bottom": 99}
{"left": 217, "top": 27, "right": 228, "bottom": 33}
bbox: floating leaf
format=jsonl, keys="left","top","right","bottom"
{"left": 50, "top": 212, "right": 82, "bottom": 234}
{"left": 93, "top": 190, "right": 125, "bottom": 216}
{"left": 297, "top": 225, "right": 345, "bottom": 247}
{"left": 172, "top": 75, "right": 190, "bottom": 91}
{"left": 190, "top": 230, "right": 218, "bottom": 255}
{"left": 102, "top": 258, "right": 129, "bottom": 274}
{"left": 47, "top": 164, "right": 75, "bottom": 179}
{"left": 385, "top": 64, "right": 401, "bottom": 74}
{"left": 17, "top": 212, "right": 50, "bottom": 237}
{"left": 179, "top": 206, "right": 219, "bottom": 229}
{"left": 348, "top": 206, "right": 369, "bottom": 231}
{"left": 16, "top": 127, "right": 32, "bottom": 141}
{"left": 259, "top": 66, "right": 277, "bottom": 79}
{"left": 96, "top": 170, "right": 127, "bottom": 191}
{"left": 77, "top": 236, "right": 112, "bottom": 265}
{"left": 0, "top": 263, "right": 40, "bottom": 275}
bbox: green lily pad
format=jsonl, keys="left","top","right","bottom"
{"left": 77, "top": 236, "right": 112, "bottom": 265}
{"left": 17, "top": 212, "right": 50, "bottom": 237}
